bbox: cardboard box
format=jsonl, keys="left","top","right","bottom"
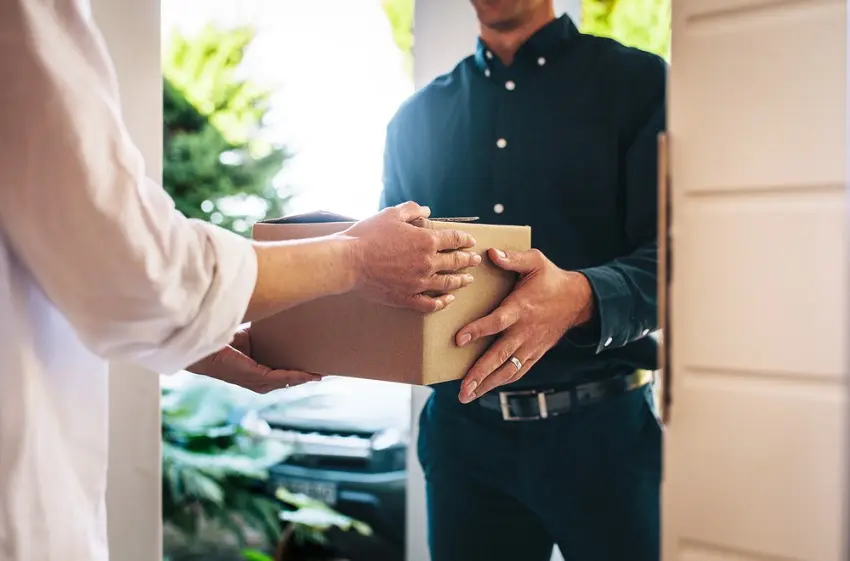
{"left": 250, "top": 211, "right": 531, "bottom": 386}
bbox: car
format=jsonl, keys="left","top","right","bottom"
{"left": 240, "top": 376, "right": 412, "bottom": 561}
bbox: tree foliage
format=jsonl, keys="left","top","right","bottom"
{"left": 378, "top": 0, "right": 671, "bottom": 67}
{"left": 381, "top": 0, "right": 414, "bottom": 77}
{"left": 162, "top": 25, "right": 291, "bottom": 235}
{"left": 580, "top": 0, "right": 671, "bottom": 60}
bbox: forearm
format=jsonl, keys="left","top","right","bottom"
{"left": 243, "top": 235, "right": 357, "bottom": 322}
{"left": 0, "top": 9, "right": 255, "bottom": 373}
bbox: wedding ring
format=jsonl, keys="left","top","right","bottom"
{"left": 509, "top": 356, "right": 523, "bottom": 371}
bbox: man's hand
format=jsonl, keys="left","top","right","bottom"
{"left": 455, "top": 248, "right": 595, "bottom": 404}
{"left": 187, "top": 326, "right": 321, "bottom": 394}
{"left": 343, "top": 202, "right": 482, "bottom": 313}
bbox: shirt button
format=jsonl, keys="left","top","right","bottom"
{"left": 505, "top": 80, "right": 516, "bottom": 91}
{"left": 493, "top": 203, "right": 505, "bottom": 214}
{"left": 604, "top": 337, "right": 613, "bottom": 347}
{"left": 486, "top": 50, "right": 493, "bottom": 60}
{"left": 642, "top": 329, "right": 650, "bottom": 336}
{"left": 484, "top": 68, "right": 491, "bottom": 78}
{"left": 537, "top": 57, "right": 546, "bottom": 66}
{"left": 496, "top": 138, "right": 507, "bottom": 149}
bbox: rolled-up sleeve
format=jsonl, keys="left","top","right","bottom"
{"left": 0, "top": 0, "right": 257, "bottom": 374}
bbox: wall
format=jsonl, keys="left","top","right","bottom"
{"left": 91, "top": 0, "right": 163, "bottom": 560}
{"left": 406, "top": 2, "right": 580, "bottom": 559}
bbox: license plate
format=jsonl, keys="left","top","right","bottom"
{"left": 279, "top": 478, "right": 338, "bottom": 506}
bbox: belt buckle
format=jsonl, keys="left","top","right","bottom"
{"left": 498, "top": 390, "right": 550, "bottom": 422}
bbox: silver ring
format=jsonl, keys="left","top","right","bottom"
{"left": 509, "top": 356, "right": 522, "bottom": 371}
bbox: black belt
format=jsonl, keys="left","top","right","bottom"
{"left": 478, "top": 369, "right": 654, "bottom": 421}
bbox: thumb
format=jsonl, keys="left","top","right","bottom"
{"left": 394, "top": 201, "right": 432, "bottom": 223}
{"left": 188, "top": 345, "right": 266, "bottom": 381}
{"left": 488, "top": 248, "right": 541, "bottom": 274}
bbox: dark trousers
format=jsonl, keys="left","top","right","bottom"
{"left": 417, "top": 383, "right": 662, "bottom": 561}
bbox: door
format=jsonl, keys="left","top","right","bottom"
{"left": 662, "top": 1, "right": 847, "bottom": 560}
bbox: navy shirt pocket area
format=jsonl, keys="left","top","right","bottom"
{"left": 527, "top": 120, "right": 619, "bottom": 218}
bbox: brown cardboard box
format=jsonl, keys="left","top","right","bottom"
{"left": 250, "top": 211, "right": 531, "bottom": 386}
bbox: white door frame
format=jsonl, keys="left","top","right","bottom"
{"left": 92, "top": 1, "right": 163, "bottom": 560}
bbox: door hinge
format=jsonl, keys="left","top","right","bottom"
{"left": 658, "top": 132, "right": 673, "bottom": 424}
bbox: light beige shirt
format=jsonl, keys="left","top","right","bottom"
{"left": 0, "top": 1, "right": 259, "bottom": 559}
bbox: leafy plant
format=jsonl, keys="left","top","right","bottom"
{"left": 162, "top": 376, "right": 291, "bottom": 552}
{"left": 275, "top": 488, "right": 372, "bottom": 548}
{"left": 240, "top": 549, "right": 274, "bottom": 561}
{"left": 162, "top": 376, "right": 373, "bottom": 561}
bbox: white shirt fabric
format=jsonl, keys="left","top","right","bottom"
{"left": 0, "top": 1, "right": 259, "bottom": 560}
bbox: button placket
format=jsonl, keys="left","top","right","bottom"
{"left": 489, "top": 60, "right": 522, "bottom": 221}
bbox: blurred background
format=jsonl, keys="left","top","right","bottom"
{"left": 158, "top": 1, "right": 669, "bottom": 560}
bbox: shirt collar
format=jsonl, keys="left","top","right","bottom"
{"left": 474, "top": 13, "right": 578, "bottom": 73}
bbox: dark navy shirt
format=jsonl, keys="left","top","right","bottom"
{"left": 380, "top": 15, "right": 666, "bottom": 390}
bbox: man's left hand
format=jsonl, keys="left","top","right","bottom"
{"left": 456, "top": 248, "right": 594, "bottom": 404}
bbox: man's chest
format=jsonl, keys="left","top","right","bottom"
{"left": 402, "top": 80, "right": 622, "bottom": 228}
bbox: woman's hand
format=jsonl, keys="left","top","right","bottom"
{"left": 187, "top": 326, "right": 321, "bottom": 394}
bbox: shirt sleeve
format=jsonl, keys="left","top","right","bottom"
{"left": 0, "top": 0, "right": 257, "bottom": 374}
{"left": 572, "top": 55, "right": 666, "bottom": 354}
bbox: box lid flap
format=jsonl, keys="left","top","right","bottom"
{"left": 260, "top": 211, "right": 355, "bottom": 225}
{"left": 430, "top": 217, "right": 479, "bottom": 223}
{"left": 260, "top": 211, "right": 480, "bottom": 225}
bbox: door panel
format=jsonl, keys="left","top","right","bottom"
{"left": 677, "top": 192, "right": 845, "bottom": 377}
{"left": 671, "top": 0, "right": 845, "bottom": 191}
{"left": 667, "top": 377, "right": 844, "bottom": 560}
{"left": 663, "top": 0, "right": 847, "bottom": 560}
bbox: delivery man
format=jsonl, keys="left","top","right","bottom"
{"left": 380, "top": 2, "right": 666, "bottom": 560}
{"left": 0, "top": 2, "right": 480, "bottom": 560}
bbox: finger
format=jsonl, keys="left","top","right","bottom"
{"left": 458, "top": 335, "right": 523, "bottom": 404}
{"left": 229, "top": 326, "right": 252, "bottom": 355}
{"left": 488, "top": 248, "right": 544, "bottom": 274}
{"left": 406, "top": 293, "right": 456, "bottom": 313}
{"left": 471, "top": 348, "right": 539, "bottom": 400}
{"left": 259, "top": 369, "right": 323, "bottom": 393}
{"left": 434, "top": 250, "right": 482, "bottom": 272}
{"left": 421, "top": 272, "right": 475, "bottom": 293}
{"left": 497, "top": 345, "right": 539, "bottom": 386}
{"left": 456, "top": 303, "right": 521, "bottom": 346}
{"left": 187, "top": 345, "right": 252, "bottom": 377}
{"left": 394, "top": 201, "right": 431, "bottom": 223}
{"left": 434, "top": 229, "right": 477, "bottom": 251}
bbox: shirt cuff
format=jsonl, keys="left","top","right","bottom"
{"left": 573, "top": 265, "right": 634, "bottom": 354}
{"left": 140, "top": 222, "right": 258, "bottom": 375}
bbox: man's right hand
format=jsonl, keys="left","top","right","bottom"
{"left": 342, "top": 202, "right": 481, "bottom": 312}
